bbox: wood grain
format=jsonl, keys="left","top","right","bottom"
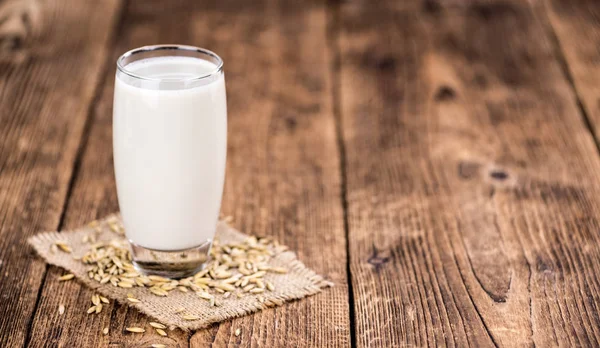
{"left": 25, "top": 1, "right": 188, "bottom": 347}
{"left": 337, "top": 0, "right": 600, "bottom": 346}
{"left": 11, "top": 0, "right": 600, "bottom": 346}
{"left": 0, "top": 0, "right": 121, "bottom": 347}
{"left": 185, "top": 0, "right": 351, "bottom": 345}
{"left": 544, "top": 0, "right": 600, "bottom": 140}
{"left": 27, "top": 49, "right": 190, "bottom": 348}
{"left": 28, "top": 0, "right": 350, "bottom": 347}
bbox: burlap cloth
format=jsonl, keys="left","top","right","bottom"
{"left": 28, "top": 214, "right": 332, "bottom": 331}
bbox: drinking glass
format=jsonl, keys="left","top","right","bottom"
{"left": 113, "top": 45, "right": 227, "bottom": 278}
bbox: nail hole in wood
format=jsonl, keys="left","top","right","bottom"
{"left": 285, "top": 117, "right": 297, "bottom": 130}
{"left": 490, "top": 170, "right": 508, "bottom": 180}
{"left": 422, "top": 0, "right": 441, "bottom": 14}
{"left": 434, "top": 86, "right": 455, "bottom": 102}
{"left": 376, "top": 57, "right": 396, "bottom": 71}
{"left": 367, "top": 245, "right": 390, "bottom": 271}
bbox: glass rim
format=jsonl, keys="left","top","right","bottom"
{"left": 116, "top": 44, "right": 224, "bottom": 82}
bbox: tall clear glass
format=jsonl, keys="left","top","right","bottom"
{"left": 113, "top": 45, "right": 227, "bottom": 278}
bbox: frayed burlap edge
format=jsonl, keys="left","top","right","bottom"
{"left": 28, "top": 214, "right": 333, "bottom": 331}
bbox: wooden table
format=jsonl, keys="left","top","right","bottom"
{"left": 2, "top": 0, "right": 600, "bottom": 346}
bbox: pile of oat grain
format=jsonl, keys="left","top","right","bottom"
{"left": 55, "top": 217, "right": 289, "bottom": 316}
{"left": 30, "top": 214, "right": 332, "bottom": 335}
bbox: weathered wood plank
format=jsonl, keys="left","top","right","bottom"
{"left": 338, "top": 0, "right": 600, "bottom": 346}
{"left": 25, "top": 1, "right": 188, "bottom": 347}
{"left": 27, "top": 54, "right": 190, "bottom": 348}
{"left": 544, "top": 0, "right": 600, "bottom": 140}
{"left": 189, "top": 0, "right": 350, "bottom": 346}
{"left": 29, "top": 0, "right": 350, "bottom": 347}
{"left": 0, "top": 0, "right": 121, "bottom": 347}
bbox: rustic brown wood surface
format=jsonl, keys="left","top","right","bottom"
{"left": 185, "top": 0, "right": 351, "bottom": 345}
{"left": 0, "top": 0, "right": 121, "bottom": 347}
{"left": 545, "top": 0, "right": 600, "bottom": 139}
{"left": 336, "top": 0, "right": 600, "bottom": 346}
{"left": 23, "top": 0, "right": 350, "bottom": 347}
{"left": 2, "top": 0, "right": 600, "bottom": 347}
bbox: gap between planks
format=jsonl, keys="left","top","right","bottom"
{"left": 533, "top": 0, "right": 600, "bottom": 157}
{"left": 326, "top": 0, "right": 357, "bottom": 347}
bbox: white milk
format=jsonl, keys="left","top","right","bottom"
{"left": 113, "top": 56, "right": 227, "bottom": 251}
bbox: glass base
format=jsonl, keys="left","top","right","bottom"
{"left": 129, "top": 240, "right": 212, "bottom": 279}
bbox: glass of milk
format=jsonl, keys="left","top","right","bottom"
{"left": 113, "top": 45, "right": 227, "bottom": 278}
